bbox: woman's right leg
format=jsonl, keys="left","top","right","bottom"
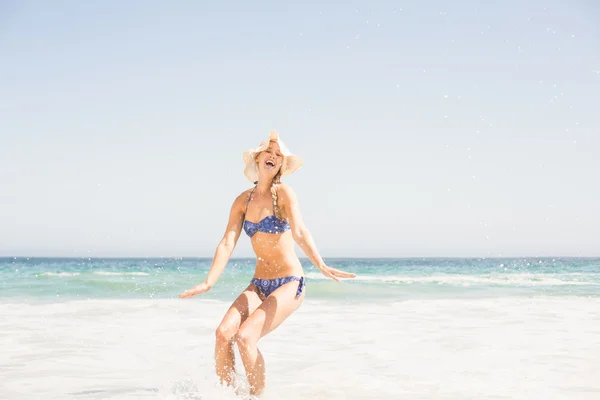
{"left": 214, "top": 284, "right": 263, "bottom": 385}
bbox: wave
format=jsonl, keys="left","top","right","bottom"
{"left": 92, "top": 271, "right": 149, "bottom": 276}
{"left": 305, "top": 272, "right": 598, "bottom": 286}
{"left": 37, "top": 272, "right": 81, "bottom": 277}
{"left": 36, "top": 271, "right": 149, "bottom": 278}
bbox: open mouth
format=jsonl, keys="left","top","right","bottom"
{"left": 265, "top": 160, "right": 275, "bottom": 167}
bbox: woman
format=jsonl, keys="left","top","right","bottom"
{"left": 178, "top": 131, "right": 355, "bottom": 396}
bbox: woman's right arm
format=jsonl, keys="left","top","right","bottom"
{"left": 179, "top": 193, "right": 246, "bottom": 298}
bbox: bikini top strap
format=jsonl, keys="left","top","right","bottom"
{"left": 245, "top": 183, "right": 258, "bottom": 216}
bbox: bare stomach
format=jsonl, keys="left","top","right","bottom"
{"left": 250, "top": 231, "right": 304, "bottom": 279}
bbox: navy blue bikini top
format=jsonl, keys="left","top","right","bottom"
{"left": 243, "top": 185, "right": 290, "bottom": 238}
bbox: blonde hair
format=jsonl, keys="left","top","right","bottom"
{"left": 270, "top": 170, "right": 283, "bottom": 219}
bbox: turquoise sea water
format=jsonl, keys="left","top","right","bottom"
{"left": 2, "top": 257, "right": 599, "bottom": 302}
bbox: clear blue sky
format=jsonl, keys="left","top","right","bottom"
{"left": 1, "top": 1, "right": 599, "bottom": 257}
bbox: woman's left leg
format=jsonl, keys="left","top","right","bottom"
{"left": 235, "top": 280, "right": 304, "bottom": 395}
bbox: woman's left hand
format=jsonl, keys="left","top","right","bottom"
{"left": 318, "top": 265, "right": 356, "bottom": 282}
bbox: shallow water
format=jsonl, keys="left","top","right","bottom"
{"left": 2, "top": 297, "right": 600, "bottom": 399}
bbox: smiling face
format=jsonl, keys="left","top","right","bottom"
{"left": 256, "top": 140, "right": 284, "bottom": 179}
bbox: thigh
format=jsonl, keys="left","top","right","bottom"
{"left": 218, "top": 284, "right": 264, "bottom": 331}
{"left": 241, "top": 280, "right": 304, "bottom": 339}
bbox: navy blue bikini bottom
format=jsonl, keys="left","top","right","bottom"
{"left": 251, "top": 276, "right": 305, "bottom": 299}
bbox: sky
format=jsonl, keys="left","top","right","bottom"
{"left": 1, "top": 0, "right": 599, "bottom": 258}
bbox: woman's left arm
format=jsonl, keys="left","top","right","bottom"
{"left": 279, "top": 184, "right": 355, "bottom": 282}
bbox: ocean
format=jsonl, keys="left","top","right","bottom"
{"left": 1, "top": 257, "right": 599, "bottom": 399}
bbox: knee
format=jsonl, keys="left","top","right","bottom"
{"left": 215, "top": 324, "right": 237, "bottom": 344}
{"left": 235, "top": 324, "right": 259, "bottom": 349}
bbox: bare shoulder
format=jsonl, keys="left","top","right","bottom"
{"left": 238, "top": 187, "right": 254, "bottom": 199}
{"left": 276, "top": 183, "right": 298, "bottom": 205}
{"left": 232, "top": 188, "right": 253, "bottom": 211}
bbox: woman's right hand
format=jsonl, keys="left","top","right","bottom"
{"left": 178, "top": 282, "right": 211, "bottom": 299}
{"left": 318, "top": 265, "right": 356, "bottom": 282}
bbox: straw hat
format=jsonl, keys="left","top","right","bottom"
{"left": 242, "top": 131, "right": 303, "bottom": 183}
